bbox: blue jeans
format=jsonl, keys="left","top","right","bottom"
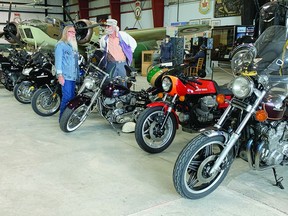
{"left": 59, "top": 80, "right": 75, "bottom": 121}
{"left": 106, "top": 61, "right": 127, "bottom": 77}
{"left": 106, "top": 61, "right": 127, "bottom": 86}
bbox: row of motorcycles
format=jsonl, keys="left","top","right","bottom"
{"left": 0, "top": 44, "right": 86, "bottom": 116}
{"left": 1, "top": 25, "right": 287, "bottom": 200}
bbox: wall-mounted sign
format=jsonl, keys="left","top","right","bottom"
{"left": 134, "top": 1, "right": 142, "bottom": 20}
{"left": 199, "top": 0, "right": 211, "bottom": 15}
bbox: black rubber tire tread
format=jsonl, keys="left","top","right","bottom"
{"left": 173, "top": 134, "right": 230, "bottom": 199}
{"left": 31, "top": 88, "right": 60, "bottom": 117}
{"left": 13, "top": 82, "right": 34, "bottom": 104}
{"left": 59, "top": 106, "right": 87, "bottom": 133}
{"left": 135, "top": 106, "right": 177, "bottom": 154}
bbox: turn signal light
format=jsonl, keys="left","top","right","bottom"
{"left": 179, "top": 96, "right": 185, "bottom": 101}
{"left": 216, "top": 94, "right": 225, "bottom": 104}
{"left": 157, "top": 92, "right": 164, "bottom": 98}
{"left": 255, "top": 110, "right": 268, "bottom": 122}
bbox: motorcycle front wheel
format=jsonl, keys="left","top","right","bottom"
{"left": 59, "top": 104, "right": 89, "bottom": 132}
{"left": 135, "top": 106, "right": 177, "bottom": 153}
{"left": 173, "top": 134, "right": 231, "bottom": 199}
{"left": 31, "top": 88, "right": 61, "bottom": 117}
{"left": 13, "top": 81, "right": 35, "bottom": 104}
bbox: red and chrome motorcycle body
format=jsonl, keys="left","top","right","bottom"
{"left": 135, "top": 67, "right": 233, "bottom": 153}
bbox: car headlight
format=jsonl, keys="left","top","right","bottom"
{"left": 83, "top": 76, "right": 95, "bottom": 90}
{"left": 229, "top": 76, "right": 254, "bottom": 99}
{"left": 162, "top": 77, "right": 172, "bottom": 92}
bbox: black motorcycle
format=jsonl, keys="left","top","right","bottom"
{"left": 13, "top": 50, "right": 55, "bottom": 104}
{"left": 59, "top": 50, "right": 153, "bottom": 133}
{"left": 31, "top": 54, "right": 87, "bottom": 117}
{"left": 0, "top": 48, "right": 30, "bottom": 91}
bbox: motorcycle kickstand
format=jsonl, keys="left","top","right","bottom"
{"left": 108, "top": 121, "right": 121, "bottom": 136}
{"left": 272, "top": 167, "right": 284, "bottom": 189}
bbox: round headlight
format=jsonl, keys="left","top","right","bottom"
{"left": 162, "top": 77, "right": 172, "bottom": 92}
{"left": 230, "top": 76, "right": 254, "bottom": 99}
{"left": 84, "top": 76, "right": 95, "bottom": 90}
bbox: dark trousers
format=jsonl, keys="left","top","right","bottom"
{"left": 59, "top": 80, "right": 75, "bottom": 121}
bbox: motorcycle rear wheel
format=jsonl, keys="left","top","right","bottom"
{"left": 31, "top": 88, "right": 60, "bottom": 117}
{"left": 173, "top": 134, "right": 230, "bottom": 199}
{"left": 135, "top": 106, "right": 177, "bottom": 153}
{"left": 59, "top": 104, "right": 89, "bottom": 132}
{"left": 13, "top": 81, "right": 35, "bottom": 104}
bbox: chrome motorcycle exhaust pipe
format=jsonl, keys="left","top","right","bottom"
{"left": 246, "top": 138, "right": 255, "bottom": 169}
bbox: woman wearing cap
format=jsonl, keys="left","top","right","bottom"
{"left": 99, "top": 18, "right": 137, "bottom": 81}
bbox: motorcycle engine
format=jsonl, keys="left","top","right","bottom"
{"left": 103, "top": 94, "right": 137, "bottom": 123}
{"left": 194, "top": 96, "right": 216, "bottom": 123}
{"left": 258, "top": 121, "right": 288, "bottom": 165}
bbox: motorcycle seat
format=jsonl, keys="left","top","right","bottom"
{"left": 213, "top": 81, "right": 232, "bottom": 95}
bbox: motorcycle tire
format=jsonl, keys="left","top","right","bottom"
{"left": 59, "top": 104, "right": 89, "bottom": 132}
{"left": 135, "top": 106, "right": 177, "bottom": 154}
{"left": 173, "top": 134, "right": 231, "bottom": 199}
{"left": 13, "top": 81, "right": 35, "bottom": 104}
{"left": 31, "top": 88, "right": 61, "bottom": 117}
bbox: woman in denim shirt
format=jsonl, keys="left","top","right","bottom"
{"left": 55, "top": 26, "right": 79, "bottom": 120}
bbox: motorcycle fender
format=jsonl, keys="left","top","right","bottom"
{"left": 16, "top": 74, "right": 28, "bottom": 83}
{"left": 201, "top": 128, "right": 229, "bottom": 142}
{"left": 66, "top": 94, "right": 91, "bottom": 110}
{"left": 146, "top": 102, "right": 180, "bottom": 129}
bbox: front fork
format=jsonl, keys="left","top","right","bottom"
{"left": 80, "top": 88, "right": 101, "bottom": 121}
{"left": 160, "top": 94, "right": 178, "bottom": 130}
{"left": 209, "top": 90, "right": 267, "bottom": 175}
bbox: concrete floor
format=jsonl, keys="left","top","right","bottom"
{"left": 0, "top": 65, "right": 288, "bottom": 216}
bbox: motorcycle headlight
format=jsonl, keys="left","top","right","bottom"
{"left": 83, "top": 76, "right": 95, "bottom": 90}
{"left": 162, "top": 77, "right": 172, "bottom": 92}
{"left": 22, "top": 68, "right": 33, "bottom": 75}
{"left": 229, "top": 76, "right": 254, "bottom": 99}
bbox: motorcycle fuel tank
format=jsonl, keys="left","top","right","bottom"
{"left": 103, "top": 83, "right": 130, "bottom": 98}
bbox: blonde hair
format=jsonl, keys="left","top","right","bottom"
{"left": 60, "top": 26, "right": 78, "bottom": 51}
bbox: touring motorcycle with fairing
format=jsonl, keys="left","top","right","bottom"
{"left": 0, "top": 48, "right": 30, "bottom": 91}
{"left": 13, "top": 49, "right": 55, "bottom": 104}
{"left": 173, "top": 25, "right": 288, "bottom": 199}
{"left": 30, "top": 54, "right": 86, "bottom": 117}
{"left": 134, "top": 66, "right": 233, "bottom": 153}
{"left": 59, "top": 50, "right": 153, "bottom": 133}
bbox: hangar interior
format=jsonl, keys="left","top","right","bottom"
{"left": 0, "top": 1, "right": 288, "bottom": 216}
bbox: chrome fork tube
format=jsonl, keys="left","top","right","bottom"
{"left": 214, "top": 104, "right": 233, "bottom": 129}
{"left": 209, "top": 90, "right": 267, "bottom": 175}
{"left": 160, "top": 94, "right": 178, "bottom": 130}
{"left": 80, "top": 88, "right": 101, "bottom": 121}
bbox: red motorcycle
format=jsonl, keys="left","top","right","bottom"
{"left": 135, "top": 69, "right": 233, "bottom": 153}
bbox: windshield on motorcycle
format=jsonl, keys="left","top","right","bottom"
{"left": 254, "top": 25, "right": 287, "bottom": 73}
{"left": 253, "top": 26, "right": 288, "bottom": 99}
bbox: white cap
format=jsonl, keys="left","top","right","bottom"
{"left": 105, "top": 19, "right": 118, "bottom": 26}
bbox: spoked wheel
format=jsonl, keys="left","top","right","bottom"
{"left": 13, "top": 81, "right": 35, "bottom": 104}
{"left": 59, "top": 104, "right": 89, "bottom": 132}
{"left": 31, "top": 88, "right": 61, "bottom": 116}
{"left": 173, "top": 134, "right": 231, "bottom": 199}
{"left": 135, "top": 106, "right": 177, "bottom": 153}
